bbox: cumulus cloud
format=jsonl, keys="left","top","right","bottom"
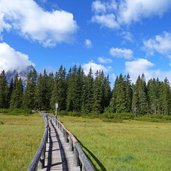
{"left": 0, "top": 0, "right": 78, "bottom": 46}
{"left": 91, "top": 14, "right": 119, "bottom": 29}
{"left": 0, "top": 42, "right": 34, "bottom": 72}
{"left": 119, "top": 0, "right": 171, "bottom": 24}
{"left": 125, "top": 58, "right": 171, "bottom": 82}
{"left": 91, "top": 0, "right": 171, "bottom": 29}
{"left": 92, "top": 0, "right": 117, "bottom": 14}
{"left": 82, "top": 61, "right": 109, "bottom": 75}
{"left": 84, "top": 39, "right": 93, "bottom": 48}
{"left": 110, "top": 47, "right": 133, "bottom": 59}
{"left": 143, "top": 32, "right": 171, "bottom": 57}
{"left": 98, "top": 57, "right": 112, "bottom": 64}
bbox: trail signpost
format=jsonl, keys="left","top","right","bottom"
{"left": 55, "top": 103, "right": 58, "bottom": 120}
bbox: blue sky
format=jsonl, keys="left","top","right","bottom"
{"left": 0, "top": 0, "right": 171, "bottom": 83}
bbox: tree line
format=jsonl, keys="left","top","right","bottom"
{"left": 0, "top": 65, "right": 170, "bottom": 115}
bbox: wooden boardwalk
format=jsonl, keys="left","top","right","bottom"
{"left": 28, "top": 113, "right": 95, "bottom": 171}
{"left": 38, "top": 118, "right": 80, "bottom": 171}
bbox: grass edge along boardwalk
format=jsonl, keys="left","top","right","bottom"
{"left": 60, "top": 116, "right": 171, "bottom": 171}
{"left": 0, "top": 112, "right": 44, "bottom": 171}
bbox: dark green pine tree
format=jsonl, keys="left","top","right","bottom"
{"left": 102, "top": 75, "right": 111, "bottom": 109}
{"left": 0, "top": 71, "right": 9, "bottom": 108}
{"left": 10, "top": 75, "right": 23, "bottom": 109}
{"left": 125, "top": 74, "right": 132, "bottom": 112}
{"left": 35, "top": 70, "right": 50, "bottom": 110}
{"left": 48, "top": 72, "right": 54, "bottom": 107}
{"left": 92, "top": 71, "right": 104, "bottom": 113}
{"left": 66, "top": 66, "right": 77, "bottom": 111}
{"left": 23, "top": 69, "right": 37, "bottom": 109}
{"left": 147, "top": 78, "right": 160, "bottom": 114}
{"left": 51, "top": 65, "right": 67, "bottom": 111}
{"left": 9, "top": 79, "right": 14, "bottom": 104}
{"left": 159, "top": 78, "right": 170, "bottom": 115}
{"left": 115, "top": 74, "right": 127, "bottom": 113}
{"left": 81, "top": 68, "right": 94, "bottom": 113}
{"left": 109, "top": 76, "right": 118, "bottom": 113}
{"left": 72, "top": 66, "right": 84, "bottom": 112}
{"left": 132, "top": 74, "right": 148, "bottom": 115}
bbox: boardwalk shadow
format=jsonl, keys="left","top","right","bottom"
{"left": 51, "top": 120, "right": 68, "bottom": 171}
{"left": 46, "top": 126, "right": 62, "bottom": 171}
{"left": 44, "top": 120, "right": 68, "bottom": 171}
{"left": 78, "top": 140, "right": 107, "bottom": 171}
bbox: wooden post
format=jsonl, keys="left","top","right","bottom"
{"left": 38, "top": 149, "right": 45, "bottom": 169}
{"left": 82, "top": 165, "right": 86, "bottom": 171}
{"left": 55, "top": 103, "right": 58, "bottom": 123}
{"left": 68, "top": 136, "right": 73, "bottom": 151}
{"left": 63, "top": 131, "right": 68, "bottom": 142}
{"left": 73, "top": 147, "right": 79, "bottom": 166}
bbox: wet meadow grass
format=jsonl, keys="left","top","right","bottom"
{"left": 0, "top": 112, "right": 44, "bottom": 171}
{"left": 60, "top": 116, "right": 171, "bottom": 171}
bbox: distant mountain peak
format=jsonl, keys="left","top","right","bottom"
{"left": 6, "top": 65, "right": 35, "bottom": 85}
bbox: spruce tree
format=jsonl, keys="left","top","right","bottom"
{"left": 159, "top": 78, "right": 170, "bottom": 115}
{"left": 66, "top": 66, "right": 77, "bottom": 111}
{"left": 51, "top": 65, "right": 67, "bottom": 111}
{"left": 81, "top": 68, "right": 94, "bottom": 113}
{"left": 0, "top": 71, "right": 9, "bottom": 108}
{"left": 10, "top": 75, "right": 23, "bottom": 109}
{"left": 147, "top": 78, "right": 160, "bottom": 114}
{"left": 102, "top": 75, "right": 111, "bottom": 109}
{"left": 115, "top": 74, "right": 127, "bottom": 113}
{"left": 35, "top": 70, "right": 50, "bottom": 110}
{"left": 23, "top": 69, "right": 37, "bottom": 109}
{"left": 132, "top": 75, "right": 148, "bottom": 115}
{"left": 9, "top": 79, "right": 14, "bottom": 104}
{"left": 109, "top": 76, "right": 118, "bottom": 113}
{"left": 125, "top": 74, "right": 132, "bottom": 112}
{"left": 92, "top": 71, "right": 104, "bottom": 113}
{"left": 72, "top": 66, "right": 84, "bottom": 112}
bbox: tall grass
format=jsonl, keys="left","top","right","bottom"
{"left": 60, "top": 116, "right": 171, "bottom": 171}
{"left": 0, "top": 113, "right": 44, "bottom": 171}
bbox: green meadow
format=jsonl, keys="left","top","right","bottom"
{"left": 60, "top": 116, "right": 171, "bottom": 171}
{"left": 0, "top": 113, "right": 44, "bottom": 171}
{"left": 1, "top": 113, "right": 171, "bottom": 171}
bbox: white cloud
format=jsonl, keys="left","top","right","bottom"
{"left": 143, "top": 32, "right": 171, "bottom": 57}
{"left": 120, "top": 31, "right": 134, "bottom": 43}
{"left": 0, "top": 0, "right": 78, "bottom": 46}
{"left": 125, "top": 58, "right": 171, "bottom": 82}
{"left": 91, "top": 0, "right": 171, "bottom": 29}
{"left": 98, "top": 57, "right": 112, "bottom": 64}
{"left": 91, "top": 14, "right": 119, "bottom": 29}
{"left": 110, "top": 47, "right": 133, "bottom": 59}
{"left": 92, "top": 1, "right": 107, "bottom": 13}
{"left": 91, "top": 1, "right": 119, "bottom": 29}
{"left": 92, "top": 0, "right": 117, "bottom": 14}
{"left": 119, "top": 0, "right": 171, "bottom": 25}
{"left": 85, "top": 39, "right": 93, "bottom": 48}
{"left": 0, "top": 42, "right": 34, "bottom": 72}
{"left": 82, "top": 61, "right": 108, "bottom": 75}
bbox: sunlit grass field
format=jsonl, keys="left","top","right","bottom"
{"left": 0, "top": 113, "right": 44, "bottom": 171}
{"left": 60, "top": 116, "right": 171, "bottom": 171}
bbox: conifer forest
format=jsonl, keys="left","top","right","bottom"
{"left": 0, "top": 65, "right": 171, "bottom": 116}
